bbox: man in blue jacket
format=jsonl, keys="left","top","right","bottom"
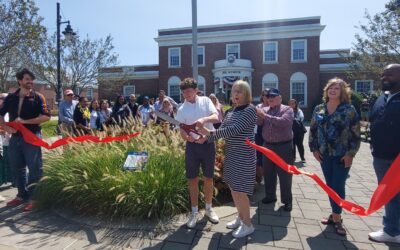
{"left": 368, "top": 64, "right": 400, "bottom": 244}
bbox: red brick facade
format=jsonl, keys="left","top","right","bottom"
{"left": 99, "top": 17, "right": 376, "bottom": 118}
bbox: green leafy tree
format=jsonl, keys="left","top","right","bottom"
{"left": 0, "top": 0, "right": 45, "bottom": 91}
{"left": 349, "top": 0, "right": 400, "bottom": 77}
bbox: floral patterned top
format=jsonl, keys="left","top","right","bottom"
{"left": 309, "top": 102, "right": 361, "bottom": 157}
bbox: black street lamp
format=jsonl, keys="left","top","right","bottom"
{"left": 56, "top": 2, "right": 76, "bottom": 105}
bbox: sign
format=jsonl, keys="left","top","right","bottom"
{"left": 123, "top": 152, "right": 149, "bottom": 171}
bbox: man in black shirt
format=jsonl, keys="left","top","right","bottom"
{"left": 368, "top": 64, "right": 400, "bottom": 244}
{"left": 0, "top": 68, "right": 50, "bottom": 211}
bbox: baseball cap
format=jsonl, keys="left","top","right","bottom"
{"left": 64, "top": 89, "right": 74, "bottom": 96}
{"left": 266, "top": 88, "right": 280, "bottom": 97}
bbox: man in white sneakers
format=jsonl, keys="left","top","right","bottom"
{"left": 368, "top": 64, "right": 400, "bottom": 244}
{"left": 176, "top": 77, "right": 220, "bottom": 228}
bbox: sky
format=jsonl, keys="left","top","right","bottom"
{"left": 35, "top": 0, "right": 386, "bottom": 66}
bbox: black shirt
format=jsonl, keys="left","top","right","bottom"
{"left": 0, "top": 89, "right": 50, "bottom": 133}
{"left": 370, "top": 92, "right": 400, "bottom": 160}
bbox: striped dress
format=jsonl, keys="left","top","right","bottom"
{"left": 209, "top": 104, "right": 257, "bottom": 195}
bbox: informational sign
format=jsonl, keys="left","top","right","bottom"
{"left": 123, "top": 152, "right": 149, "bottom": 171}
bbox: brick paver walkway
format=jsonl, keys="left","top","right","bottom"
{"left": 0, "top": 134, "right": 399, "bottom": 250}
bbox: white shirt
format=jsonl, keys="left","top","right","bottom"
{"left": 1, "top": 113, "right": 10, "bottom": 147}
{"left": 90, "top": 110, "right": 99, "bottom": 129}
{"left": 176, "top": 96, "right": 217, "bottom": 132}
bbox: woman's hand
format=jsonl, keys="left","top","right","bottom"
{"left": 313, "top": 151, "right": 323, "bottom": 163}
{"left": 341, "top": 155, "right": 353, "bottom": 168}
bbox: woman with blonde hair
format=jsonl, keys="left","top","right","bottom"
{"left": 197, "top": 80, "right": 257, "bottom": 238}
{"left": 209, "top": 93, "right": 224, "bottom": 129}
{"left": 309, "top": 77, "right": 361, "bottom": 236}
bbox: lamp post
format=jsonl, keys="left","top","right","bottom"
{"left": 56, "top": 2, "right": 76, "bottom": 105}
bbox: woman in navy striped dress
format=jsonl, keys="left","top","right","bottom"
{"left": 197, "top": 80, "right": 257, "bottom": 238}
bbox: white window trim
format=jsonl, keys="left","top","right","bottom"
{"left": 191, "top": 46, "right": 205, "bottom": 67}
{"left": 167, "top": 76, "right": 181, "bottom": 100}
{"left": 168, "top": 47, "right": 181, "bottom": 68}
{"left": 262, "top": 81, "right": 279, "bottom": 90}
{"left": 290, "top": 80, "right": 308, "bottom": 107}
{"left": 226, "top": 43, "right": 240, "bottom": 59}
{"left": 86, "top": 87, "right": 93, "bottom": 99}
{"left": 291, "top": 39, "right": 307, "bottom": 63}
{"left": 197, "top": 75, "right": 206, "bottom": 93}
{"left": 355, "top": 80, "right": 374, "bottom": 94}
{"left": 123, "top": 85, "right": 136, "bottom": 97}
{"left": 263, "top": 41, "right": 278, "bottom": 64}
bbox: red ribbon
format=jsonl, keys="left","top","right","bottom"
{"left": 246, "top": 140, "right": 400, "bottom": 216}
{"left": 6, "top": 122, "right": 140, "bottom": 149}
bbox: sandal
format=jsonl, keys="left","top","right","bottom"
{"left": 333, "top": 221, "right": 347, "bottom": 236}
{"left": 321, "top": 215, "right": 334, "bottom": 225}
{"left": 321, "top": 215, "right": 343, "bottom": 225}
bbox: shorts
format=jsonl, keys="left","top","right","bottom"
{"left": 185, "top": 141, "right": 215, "bottom": 179}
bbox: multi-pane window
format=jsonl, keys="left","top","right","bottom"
{"left": 123, "top": 85, "right": 135, "bottom": 97}
{"left": 355, "top": 80, "right": 373, "bottom": 94}
{"left": 262, "top": 73, "right": 279, "bottom": 91}
{"left": 263, "top": 41, "right": 278, "bottom": 63}
{"left": 291, "top": 82, "right": 305, "bottom": 106}
{"left": 192, "top": 46, "right": 205, "bottom": 66}
{"left": 168, "top": 76, "right": 181, "bottom": 102}
{"left": 86, "top": 87, "right": 93, "bottom": 101}
{"left": 291, "top": 40, "right": 306, "bottom": 62}
{"left": 168, "top": 47, "right": 181, "bottom": 67}
{"left": 226, "top": 44, "right": 240, "bottom": 59}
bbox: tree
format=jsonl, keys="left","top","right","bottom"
{"left": 349, "top": 0, "right": 400, "bottom": 77}
{"left": 28, "top": 33, "right": 118, "bottom": 99}
{"left": 0, "top": 0, "right": 46, "bottom": 91}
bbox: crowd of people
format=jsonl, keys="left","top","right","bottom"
{"left": 0, "top": 65, "right": 399, "bottom": 243}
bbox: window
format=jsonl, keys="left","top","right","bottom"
{"left": 263, "top": 41, "right": 278, "bottom": 63}
{"left": 123, "top": 85, "right": 135, "bottom": 97}
{"left": 226, "top": 44, "right": 240, "bottom": 59}
{"left": 168, "top": 76, "right": 181, "bottom": 102}
{"left": 197, "top": 75, "right": 206, "bottom": 94}
{"left": 290, "top": 72, "right": 308, "bottom": 107}
{"left": 355, "top": 80, "right": 373, "bottom": 94}
{"left": 262, "top": 73, "right": 278, "bottom": 90}
{"left": 291, "top": 39, "right": 307, "bottom": 62}
{"left": 86, "top": 87, "right": 93, "bottom": 101}
{"left": 168, "top": 47, "right": 181, "bottom": 68}
{"left": 192, "top": 46, "right": 205, "bottom": 66}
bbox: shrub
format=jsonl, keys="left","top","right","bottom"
{"left": 35, "top": 120, "right": 190, "bottom": 219}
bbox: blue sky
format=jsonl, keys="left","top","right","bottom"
{"left": 35, "top": 0, "right": 386, "bottom": 66}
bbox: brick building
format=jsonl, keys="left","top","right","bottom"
{"left": 98, "top": 16, "right": 378, "bottom": 116}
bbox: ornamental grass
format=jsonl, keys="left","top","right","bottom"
{"left": 35, "top": 119, "right": 191, "bottom": 219}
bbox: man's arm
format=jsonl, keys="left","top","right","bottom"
{"left": 15, "top": 115, "right": 50, "bottom": 125}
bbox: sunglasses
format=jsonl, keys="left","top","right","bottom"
{"left": 66, "top": 94, "right": 73, "bottom": 96}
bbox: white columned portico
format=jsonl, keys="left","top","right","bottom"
{"left": 212, "top": 57, "right": 254, "bottom": 102}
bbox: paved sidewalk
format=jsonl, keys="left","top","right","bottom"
{"left": 0, "top": 136, "right": 399, "bottom": 250}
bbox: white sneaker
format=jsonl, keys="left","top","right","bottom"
{"left": 232, "top": 223, "right": 255, "bottom": 238}
{"left": 369, "top": 229, "right": 400, "bottom": 244}
{"left": 226, "top": 217, "right": 241, "bottom": 229}
{"left": 205, "top": 208, "right": 219, "bottom": 224}
{"left": 186, "top": 212, "right": 199, "bottom": 229}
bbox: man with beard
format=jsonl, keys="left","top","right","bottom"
{"left": 0, "top": 68, "right": 50, "bottom": 211}
{"left": 368, "top": 64, "right": 400, "bottom": 244}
